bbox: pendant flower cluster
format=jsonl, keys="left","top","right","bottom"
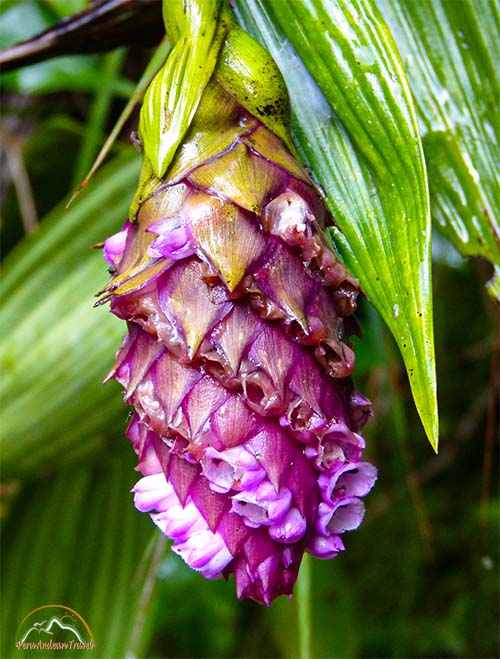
{"left": 98, "top": 12, "right": 376, "bottom": 604}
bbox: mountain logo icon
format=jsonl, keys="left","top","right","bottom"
{"left": 16, "top": 605, "right": 94, "bottom": 653}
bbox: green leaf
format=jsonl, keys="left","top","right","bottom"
{"left": 140, "top": 0, "right": 228, "bottom": 178}
{"left": 0, "top": 150, "right": 141, "bottom": 478}
{"left": 215, "top": 26, "right": 294, "bottom": 152}
{"left": 237, "top": 0, "right": 438, "bottom": 450}
{"left": 2, "top": 54, "right": 135, "bottom": 97}
{"left": 378, "top": 0, "right": 500, "bottom": 298}
{"left": 0, "top": 450, "right": 164, "bottom": 659}
{"left": 42, "top": 0, "right": 87, "bottom": 17}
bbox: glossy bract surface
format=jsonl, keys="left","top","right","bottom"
{"left": 99, "top": 80, "right": 376, "bottom": 604}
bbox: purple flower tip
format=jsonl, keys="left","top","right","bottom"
{"left": 103, "top": 221, "right": 131, "bottom": 265}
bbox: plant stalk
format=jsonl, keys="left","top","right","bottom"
{"left": 297, "top": 552, "right": 312, "bottom": 659}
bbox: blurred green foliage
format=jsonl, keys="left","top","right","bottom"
{"left": 0, "top": 0, "right": 133, "bottom": 95}
{"left": 0, "top": 1, "right": 498, "bottom": 658}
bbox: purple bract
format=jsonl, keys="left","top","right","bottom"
{"left": 98, "top": 80, "right": 376, "bottom": 605}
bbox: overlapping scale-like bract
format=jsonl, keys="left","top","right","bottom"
{"left": 99, "top": 80, "right": 376, "bottom": 604}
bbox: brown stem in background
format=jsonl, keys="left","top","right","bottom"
{"left": 0, "top": 0, "right": 162, "bottom": 72}
{"left": 0, "top": 127, "right": 38, "bottom": 235}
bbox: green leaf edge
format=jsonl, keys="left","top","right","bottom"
{"left": 237, "top": 0, "right": 438, "bottom": 450}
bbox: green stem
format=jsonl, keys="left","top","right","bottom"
{"left": 72, "top": 48, "right": 126, "bottom": 188}
{"left": 297, "top": 552, "right": 312, "bottom": 659}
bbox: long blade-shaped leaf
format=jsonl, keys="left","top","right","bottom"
{"left": 378, "top": 0, "right": 500, "bottom": 298}
{"left": 237, "top": 0, "right": 438, "bottom": 449}
{"left": 0, "top": 451, "right": 163, "bottom": 658}
{"left": 0, "top": 151, "right": 140, "bottom": 477}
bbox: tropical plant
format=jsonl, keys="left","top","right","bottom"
{"left": 1, "top": 0, "right": 498, "bottom": 657}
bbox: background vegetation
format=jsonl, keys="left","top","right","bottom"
{"left": 1, "top": 1, "right": 498, "bottom": 657}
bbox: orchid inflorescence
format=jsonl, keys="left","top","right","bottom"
{"left": 98, "top": 0, "right": 376, "bottom": 605}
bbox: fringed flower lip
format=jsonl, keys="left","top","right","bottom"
{"left": 98, "top": 6, "right": 377, "bottom": 605}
